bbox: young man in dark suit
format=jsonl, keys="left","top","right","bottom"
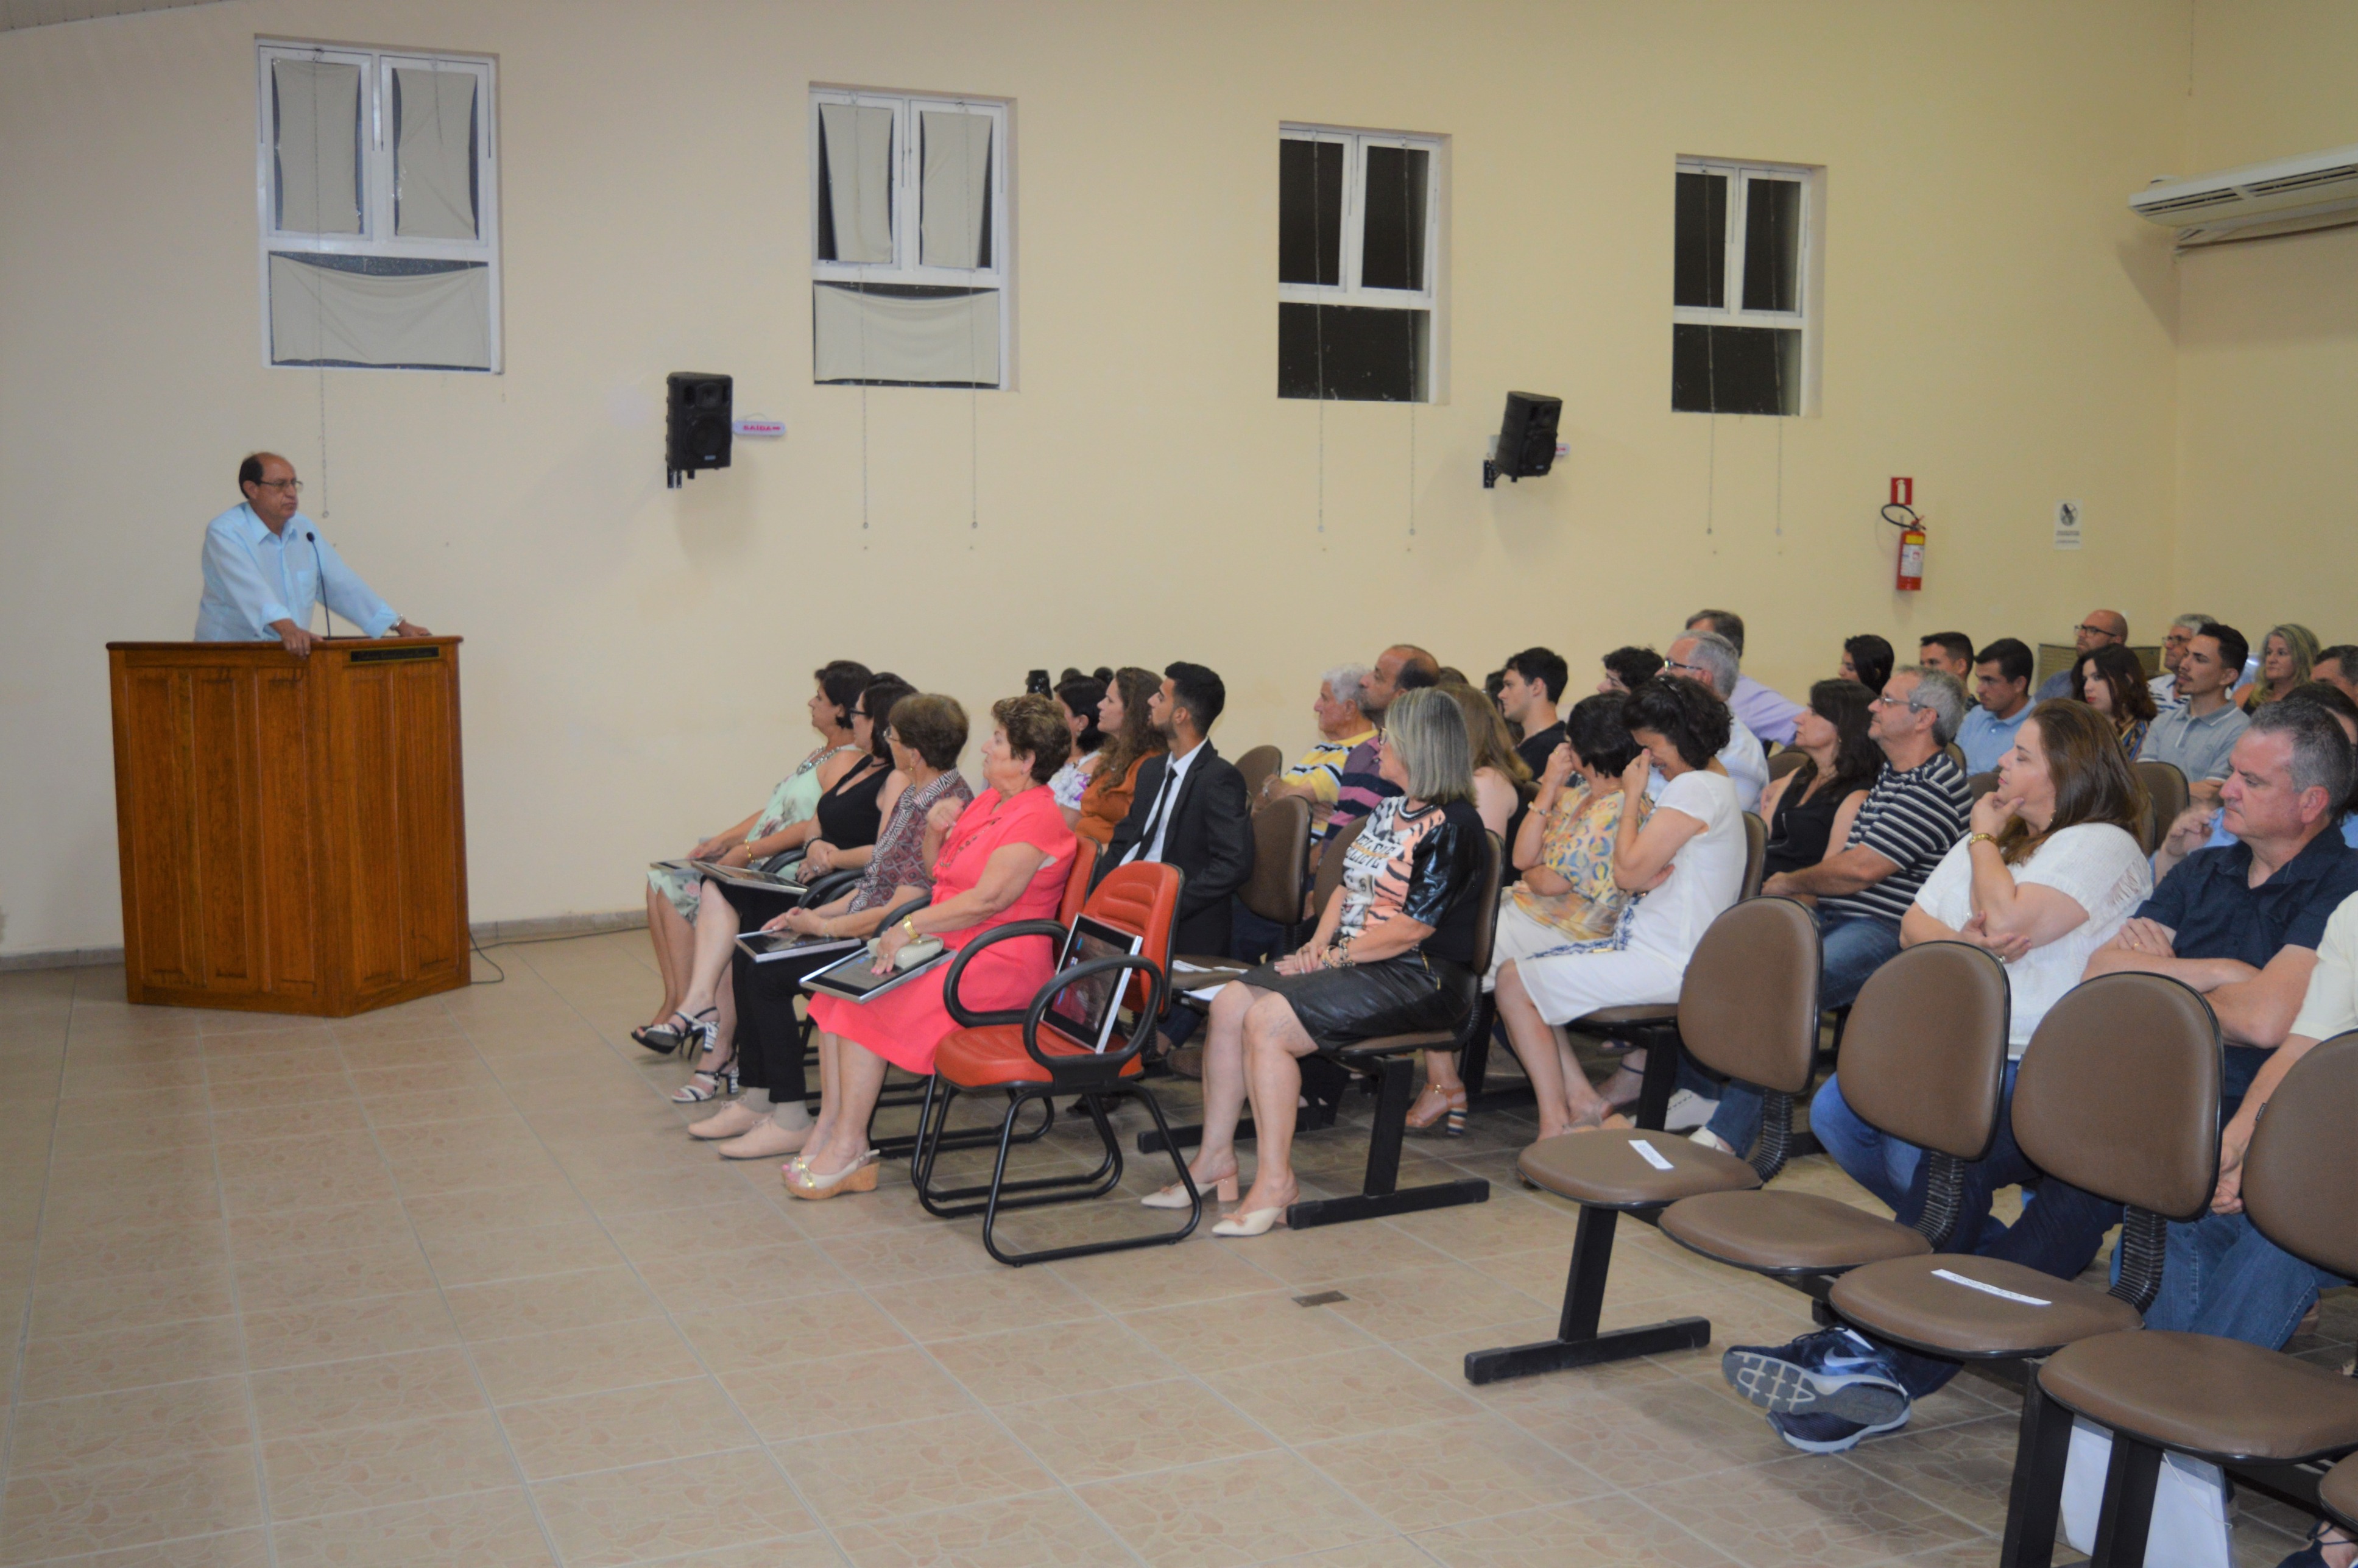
{"left": 1095, "top": 662, "right": 1253, "bottom": 961}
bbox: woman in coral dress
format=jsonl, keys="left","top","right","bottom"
{"left": 789, "top": 694, "right": 1079, "bottom": 1199}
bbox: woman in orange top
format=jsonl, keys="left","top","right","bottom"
{"left": 1071, "top": 665, "right": 1165, "bottom": 846}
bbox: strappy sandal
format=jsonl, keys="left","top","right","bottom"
{"left": 2278, "top": 1518, "right": 2357, "bottom": 1568}
{"left": 666, "top": 1009, "right": 732, "bottom": 1103}
{"left": 630, "top": 1022, "right": 682, "bottom": 1056}
{"left": 1404, "top": 1084, "right": 1467, "bottom": 1138}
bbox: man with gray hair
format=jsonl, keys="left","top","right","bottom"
{"left": 1262, "top": 663, "right": 1377, "bottom": 832}
{"left": 1686, "top": 609, "right": 1803, "bottom": 747}
{"left": 1657, "top": 627, "right": 1770, "bottom": 812}
{"left": 1692, "top": 668, "right": 1974, "bottom": 1151}
{"left": 2151, "top": 612, "right": 2216, "bottom": 710}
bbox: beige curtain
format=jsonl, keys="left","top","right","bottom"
{"left": 919, "top": 111, "right": 991, "bottom": 269}
{"left": 273, "top": 58, "right": 362, "bottom": 235}
{"left": 394, "top": 67, "right": 478, "bottom": 241}
{"left": 819, "top": 103, "right": 894, "bottom": 263}
{"left": 269, "top": 256, "right": 492, "bottom": 370}
{"left": 812, "top": 284, "right": 998, "bottom": 385}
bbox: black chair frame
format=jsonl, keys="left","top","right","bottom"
{"left": 909, "top": 920, "right": 1199, "bottom": 1266}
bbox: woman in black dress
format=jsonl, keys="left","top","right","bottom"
{"left": 1758, "top": 679, "right": 1882, "bottom": 881}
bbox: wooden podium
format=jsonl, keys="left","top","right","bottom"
{"left": 107, "top": 637, "right": 470, "bottom": 1016}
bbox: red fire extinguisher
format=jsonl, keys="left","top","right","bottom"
{"left": 1885, "top": 478, "right": 1924, "bottom": 592}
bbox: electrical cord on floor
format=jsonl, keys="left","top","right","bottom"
{"left": 467, "top": 925, "right": 641, "bottom": 985}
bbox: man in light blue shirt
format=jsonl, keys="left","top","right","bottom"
{"left": 196, "top": 453, "right": 428, "bottom": 654}
{"left": 1955, "top": 637, "right": 2033, "bottom": 774}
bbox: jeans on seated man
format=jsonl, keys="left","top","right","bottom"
{"left": 1687, "top": 667, "right": 1971, "bottom": 1144}
{"left": 1724, "top": 705, "right": 2358, "bottom": 1455}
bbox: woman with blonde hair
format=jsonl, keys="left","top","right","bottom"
{"left": 1151, "top": 688, "right": 1490, "bottom": 1235}
{"left": 2243, "top": 623, "right": 2321, "bottom": 712}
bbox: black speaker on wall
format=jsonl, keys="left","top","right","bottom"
{"left": 666, "top": 372, "right": 732, "bottom": 488}
{"left": 1485, "top": 390, "right": 1563, "bottom": 487}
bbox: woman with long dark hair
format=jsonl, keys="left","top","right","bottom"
{"left": 1839, "top": 634, "right": 1895, "bottom": 697}
{"left": 2071, "top": 642, "right": 2159, "bottom": 757}
{"left": 1759, "top": 679, "right": 1883, "bottom": 879}
{"left": 1073, "top": 665, "right": 1166, "bottom": 846}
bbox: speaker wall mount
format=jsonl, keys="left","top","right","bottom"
{"left": 1483, "top": 391, "right": 1564, "bottom": 489}
{"left": 666, "top": 372, "right": 733, "bottom": 489}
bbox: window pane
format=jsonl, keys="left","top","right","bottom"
{"left": 269, "top": 253, "right": 491, "bottom": 370}
{"left": 1278, "top": 139, "right": 1344, "bottom": 286}
{"left": 1673, "top": 171, "right": 1726, "bottom": 309}
{"left": 919, "top": 110, "right": 992, "bottom": 270}
{"left": 272, "top": 58, "right": 363, "bottom": 235}
{"left": 1671, "top": 324, "right": 1799, "bottom": 415}
{"left": 813, "top": 283, "right": 999, "bottom": 387}
{"left": 1742, "top": 177, "right": 1802, "bottom": 313}
{"left": 1360, "top": 145, "right": 1428, "bottom": 292}
{"left": 392, "top": 67, "right": 479, "bottom": 241}
{"left": 816, "top": 103, "right": 895, "bottom": 264}
{"left": 1279, "top": 303, "right": 1424, "bottom": 401}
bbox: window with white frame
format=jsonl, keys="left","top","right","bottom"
{"left": 1672, "top": 158, "right": 1816, "bottom": 415}
{"left": 1278, "top": 125, "right": 1441, "bottom": 403}
{"left": 256, "top": 41, "right": 499, "bottom": 372}
{"left": 810, "top": 88, "right": 1009, "bottom": 389}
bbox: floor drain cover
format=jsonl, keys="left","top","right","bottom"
{"left": 1293, "top": 1290, "right": 1347, "bottom": 1307}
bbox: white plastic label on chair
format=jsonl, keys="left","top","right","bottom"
{"left": 1930, "top": 1268, "right": 2050, "bottom": 1306}
{"left": 1629, "top": 1139, "right": 1675, "bottom": 1171}
{"left": 2062, "top": 1417, "right": 2231, "bottom": 1568}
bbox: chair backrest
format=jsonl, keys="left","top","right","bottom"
{"left": 1310, "top": 814, "right": 1368, "bottom": 921}
{"left": 1082, "top": 860, "right": 1182, "bottom": 1014}
{"left": 2135, "top": 760, "right": 2188, "bottom": 856}
{"left": 1766, "top": 749, "right": 1809, "bottom": 781}
{"left": 1240, "top": 794, "right": 1311, "bottom": 925}
{"left": 2242, "top": 1032, "right": 2358, "bottom": 1280}
{"left": 1740, "top": 811, "right": 1768, "bottom": 900}
{"left": 1966, "top": 771, "right": 2002, "bottom": 803}
{"left": 1837, "top": 941, "right": 2011, "bottom": 1160}
{"left": 1235, "top": 744, "right": 1285, "bottom": 803}
{"left": 1676, "top": 897, "right": 1821, "bottom": 1097}
{"left": 1059, "top": 837, "right": 1099, "bottom": 924}
{"left": 2011, "top": 972, "right": 2220, "bottom": 1218}
{"left": 1460, "top": 831, "right": 1505, "bottom": 974}
{"left": 1944, "top": 743, "right": 1969, "bottom": 773}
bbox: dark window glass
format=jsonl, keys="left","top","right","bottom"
{"left": 814, "top": 112, "right": 839, "bottom": 262}
{"left": 1671, "top": 323, "right": 1799, "bottom": 415}
{"left": 1674, "top": 171, "right": 1727, "bottom": 308}
{"left": 1279, "top": 139, "right": 1344, "bottom": 286}
{"left": 1280, "top": 303, "right": 1425, "bottom": 401}
{"left": 1742, "top": 177, "right": 1802, "bottom": 313}
{"left": 1360, "top": 145, "right": 1428, "bottom": 292}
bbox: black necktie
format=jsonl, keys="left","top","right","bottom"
{"left": 1128, "top": 763, "right": 1178, "bottom": 863}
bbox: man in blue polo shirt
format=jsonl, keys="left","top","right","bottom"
{"left": 196, "top": 452, "right": 431, "bottom": 653}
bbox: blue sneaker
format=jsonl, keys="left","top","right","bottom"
{"left": 1768, "top": 1407, "right": 1911, "bottom": 1453}
{"left": 1721, "top": 1327, "right": 1910, "bottom": 1425}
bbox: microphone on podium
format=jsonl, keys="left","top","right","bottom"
{"left": 306, "top": 529, "right": 325, "bottom": 636}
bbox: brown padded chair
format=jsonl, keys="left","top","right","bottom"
{"left": 1464, "top": 896, "right": 1820, "bottom": 1384}
{"left": 1234, "top": 744, "right": 1285, "bottom": 805}
{"left": 2025, "top": 1033, "right": 2358, "bottom": 1568}
{"left": 1565, "top": 810, "right": 1771, "bottom": 1131}
{"left": 2134, "top": 759, "right": 2188, "bottom": 857}
{"left": 1966, "top": 770, "right": 2002, "bottom": 802}
{"left": 1945, "top": 742, "right": 1969, "bottom": 772}
{"left": 1176, "top": 794, "right": 1308, "bottom": 975}
{"left": 1659, "top": 940, "right": 2010, "bottom": 1286}
{"left": 1766, "top": 748, "right": 1810, "bottom": 781}
{"left": 1825, "top": 972, "right": 2220, "bottom": 1568}
{"left": 2326, "top": 1450, "right": 2358, "bottom": 1541}
{"left": 1285, "top": 830, "right": 1503, "bottom": 1230}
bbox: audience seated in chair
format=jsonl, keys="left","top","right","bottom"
{"left": 1496, "top": 647, "right": 1569, "bottom": 776}
{"left": 2139, "top": 620, "right": 2251, "bottom": 793}
{"left": 1071, "top": 666, "right": 1165, "bottom": 847}
{"left": 2071, "top": 640, "right": 2158, "bottom": 758}
{"left": 1689, "top": 609, "right": 1804, "bottom": 747}
{"left": 638, "top": 660, "right": 870, "bottom": 1052}
{"left": 1721, "top": 699, "right": 2153, "bottom": 1453}
{"left": 2243, "top": 621, "right": 2322, "bottom": 713}
{"left": 1319, "top": 643, "right": 1440, "bottom": 847}
{"left": 1094, "top": 662, "right": 1252, "bottom": 1042}
{"left": 1915, "top": 630, "right": 1975, "bottom": 685}
{"left": 1656, "top": 628, "right": 1768, "bottom": 811}
{"left": 785, "top": 695, "right": 1079, "bottom": 1200}
{"left": 1753, "top": 679, "right": 1880, "bottom": 889}
{"left": 1491, "top": 676, "right": 1748, "bottom": 1135}
{"left": 1838, "top": 634, "right": 1894, "bottom": 697}
{"left": 1044, "top": 668, "right": 1110, "bottom": 814}
{"left": 2156, "top": 683, "right": 2358, "bottom": 883}
{"left": 689, "top": 691, "right": 974, "bottom": 1158}
{"left": 2150, "top": 612, "right": 2212, "bottom": 709}
{"left": 1955, "top": 637, "right": 2033, "bottom": 775}
{"left": 1156, "top": 687, "right": 1489, "bottom": 1235}
{"left": 1259, "top": 663, "right": 1374, "bottom": 832}
{"left": 2033, "top": 607, "right": 2128, "bottom": 701}
{"left": 1597, "top": 644, "right": 1663, "bottom": 694}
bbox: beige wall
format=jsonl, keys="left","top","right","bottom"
{"left": 0, "top": 0, "right": 2199, "bottom": 956}
{"left": 2174, "top": 0, "right": 2358, "bottom": 643}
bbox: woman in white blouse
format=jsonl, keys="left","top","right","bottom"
{"left": 1812, "top": 699, "right": 2152, "bottom": 1212}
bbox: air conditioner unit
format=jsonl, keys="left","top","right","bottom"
{"left": 2131, "top": 143, "right": 2358, "bottom": 248}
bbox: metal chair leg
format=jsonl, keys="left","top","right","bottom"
{"left": 1287, "top": 1054, "right": 1489, "bottom": 1230}
{"left": 1997, "top": 1374, "right": 2074, "bottom": 1568}
{"left": 2089, "top": 1433, "right": 2164, "bottom": 1568}
{"left": 1462, "top": 1205, "right": 1709, "bottom": 1383}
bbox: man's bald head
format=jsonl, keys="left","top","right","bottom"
{"left": 1360, "top": 644, "right": 1441, "bottom": 720}
{"left": 2077, "top": 610, "right": 2127, "bottom": 652}
{"left": 239, "top": 451, "right": 300, "bottom": 531}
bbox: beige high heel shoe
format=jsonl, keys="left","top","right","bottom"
{"left": 783, "top": 1149, "right": 878, "bottom": 1201}
{"left": 1142, "top": 1171, "right": 1237, "bottom": 1209}
{"left": 1211, "top": 1202, "right": 1288, "bottom": 1238}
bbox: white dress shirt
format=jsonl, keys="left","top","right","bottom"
{"left": 195, "top": 503, "right": 399, "bottom": 641}
{"left": 1125, "top": 740, "right": 1204, "bottom": 865}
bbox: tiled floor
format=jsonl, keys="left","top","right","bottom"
{"left": 0, "top": 934, "right": 2343, "bottom": 1567}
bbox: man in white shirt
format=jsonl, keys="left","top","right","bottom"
{"left": 1954, "top": 638, "right": 2033, "bottom": 775}
{"left": 1686, "top": 609, "right": 1801, "bottom": 747}
{"left": 195, "top": 453, "right": 429, "bottom": 654}
{"left": 1656, "top": 628, "right": 1768, "bottom": 811}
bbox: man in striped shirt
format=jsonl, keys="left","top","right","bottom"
{"left": 1262, "top": 664, "right": 1375, "bottom": 832}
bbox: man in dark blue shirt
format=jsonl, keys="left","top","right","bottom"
{"left": 2086, "top": 701, "right": 2358, "bottom": 1115}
